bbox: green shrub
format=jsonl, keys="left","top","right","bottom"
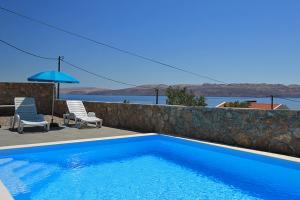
{"left": 166, "top": 86, "right": 207, "bottom": 106}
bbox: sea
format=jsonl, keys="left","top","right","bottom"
{"left": 60, "top": 94, "right": 300, "bottom": 110}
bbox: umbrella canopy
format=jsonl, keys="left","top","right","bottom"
{"left": 28, "top": 71, "right": 79, "bottom": 83}
{"left": 27, "top": 70, "right": 79, "bottom": 126}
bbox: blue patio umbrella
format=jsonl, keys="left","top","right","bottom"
{"left": 28, "top": 71, "right": 79, "bottom": 83}
{"left": 28, "top": 71, "right": 79, "bottom": 125}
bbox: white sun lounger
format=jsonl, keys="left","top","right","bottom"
{"left": 11, "top": 97, "right": 50, "bottom": 133}
{"left": 65, "top": 100, "right": 103, "bottom": 128}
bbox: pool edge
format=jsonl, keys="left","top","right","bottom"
{"left": 0, "top": 132, "right": 299, "bottom": 199}
{"left": 0, "top": 132, "right": 299, "bottom": 163}
{"left": 0, "top": 181, "right": 14, "bottom": 200}
{"left": 0, "top": 133, "right": 157, "bottom": 150}
{"left": 158, "top": 134, "right": 300, "bottom": 163}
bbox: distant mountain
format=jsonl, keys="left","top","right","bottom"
{"left": 61, "top": 84, "right": 300, "bottom": 97}
{"left": 60, "top": 87, "right": 109, "bottom": 94}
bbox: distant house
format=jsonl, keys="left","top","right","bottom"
{"left": 216, "top": 100, "right": 289, "bottom": 110}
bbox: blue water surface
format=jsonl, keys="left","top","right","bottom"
{"left": 0, "top": 135, "right": 299, "bottom": 200}
{"left": 60, "top": 94, "right": 300, "bottom": 109}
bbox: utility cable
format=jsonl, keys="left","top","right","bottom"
{"left": 275, "top": 97, "right": 300, "bottom": 103}
{"left": 0, "top": 5, "right": 227, "bottom": 84}
{"left": 0, "top": 39, "right": 56, "bottom": 60}
{"left": 62, "top": 59, "right": 142, "bottom": 88}
{"left": 0, "top": 38, "right": 157, "bottom": 89}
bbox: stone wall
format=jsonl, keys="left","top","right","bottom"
{"left": 55, "top": 100, "right": 300, "bottom": 157}
{"left": 1, "top": 82, "right": 299, "bottom": 157}
{"left": 0, "top": 82, "right": 54, "bottom": 115}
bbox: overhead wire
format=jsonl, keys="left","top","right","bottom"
{"left": 0, "top": 39, "right": 151, "bottom": 88}
{"left": 275, "top": 97, "right": 300, "bottom": 103}
{"left": 0, "top": 39, "right": 56, "bottom": 60}
{"left": 62, "top": 59, "right": 141, "bottom": 88}
{"left": 2, "top": 38, "right": 300, "bottom": 101}
{"left": 3, "top": 38, "right": 300, "bottom": 102}
{"left": 0, "top": 5, "right": 227, "bottom": 84}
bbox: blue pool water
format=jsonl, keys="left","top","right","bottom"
{"left": 0, "top": 135, "right": 299, "bottom": 200}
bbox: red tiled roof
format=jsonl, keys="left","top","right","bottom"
{"left": 247, "top": 102, "right": 280, "bottom": 110}
{"left": 217, "top": 102, "right": 281, "bottom": 110}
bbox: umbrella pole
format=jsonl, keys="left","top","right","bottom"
{"left": 51, "top": 84, "right": 55, "bottom": 123}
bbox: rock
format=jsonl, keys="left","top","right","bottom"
{"left": 269, "top": 140, "right": 294, "bottom": 155}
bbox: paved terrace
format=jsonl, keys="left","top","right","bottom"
{"left": 0, "top": 116, "right": 141, "bottom": 147}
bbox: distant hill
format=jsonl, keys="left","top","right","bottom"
{"left": 60, "top": 87, "right": 109, "bottom": 94}
{"left": 61, "top": 84, "right": 300, "bottom": 97}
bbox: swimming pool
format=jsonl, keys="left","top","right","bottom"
{"left": 0, "top": 134, "right": 299, "bottom": 200}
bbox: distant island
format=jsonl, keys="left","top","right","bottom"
{"left": 61, "top": 83, "right": 300, "bottom": 97}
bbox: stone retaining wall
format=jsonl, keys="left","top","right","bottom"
{"left": 0, "top": 82, "right": 54, "bottom": 115}
{"left": 1, "top": 83, "right": 299, "bottom": 157}
{"left": 55, "top": 100, "right": 300, "bottom": 157}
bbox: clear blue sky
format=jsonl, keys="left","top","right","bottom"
{"left": 0, "top": 0, "right": 300, "bottom": 89}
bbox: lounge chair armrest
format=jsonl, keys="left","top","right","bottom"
{"left": 87, "top": 112, "right": 96, "bottom": 117}
{"left": 68, "top": 113, "right": 76, "bottom": 119}
{"left": 14, "top": 114, "right": 20, "bottom": 122}
{"left": 10, "top": 114, "right": 20, "bottom": 129}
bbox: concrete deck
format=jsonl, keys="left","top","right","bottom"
{"left": 0, "top": 126, "right": 141, "bottom": 147}
{"left": 0, "top": 118, "right": 142, "bottom": 147}
{"left": 0, "top": 115, "right": 142, "bottom": 147}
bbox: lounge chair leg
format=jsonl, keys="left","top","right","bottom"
{"left": 18, "top": 123, "right": 23, "bottom": 134}
{"left": 63, "top": 114, "right": 70, "bottom": 126}
{"left": 76, "top": 122, "right": 81, "bottom": 129}
{"left": 10, "top": 116, "right": 15, "bottom": 129}
{"left": 75, "top": 118, "right": 78, "bottom": 128}
{"left": 96, "top": 121, "right": 102, "bottom": 128}
{"left": 44, "top": 124, "right": 49, "bottom": 132}
{"left": 63, "top": 114, "right": 67, "bottom": 125}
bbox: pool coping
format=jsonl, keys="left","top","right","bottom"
{"left": 0, "top": 181, "right": 14, "bottom": 200}
{"left": 0, "top": 132, "right": 299, "bottom": 163}
{"left": 0, "top": 133, "right": 157, "bottom": 150}
{"left": 162, "top": 134, "right": 300, "bottom": 163}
